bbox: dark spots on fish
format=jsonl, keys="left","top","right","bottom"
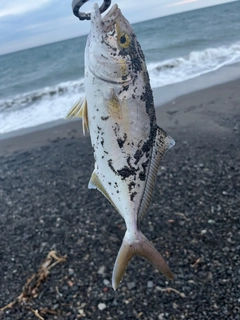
{"left": 117, "top": 166, "right": 137, "bottom": 179}
{"left": 117, "top": 138, "right": 124, "bottom": 148}
{"left": 108, "top": 159, "right": 117, "bottom": 174}
{"left": 108, "top": 182, "right": 112, "bottom": 185}
{"left": 117, "top": 133, "right": 127, "bottom": 149}
{"left": 122, "top": 85, "right": 129, "bottom": 91}
{"left": 139, "top": 172, "right": 146, "bottom": 181}
{"left": 128, "top": 181, "right": 136, "bottom": 191}
{"left": 142, "top": 159, "right": 149, "bottom": 171}
{"left": 130, "top": 192, "right": 137, "bottom": 201}
{"left": 101, "top": 138, "right": 104, "bottom": 147}
{"left": 134, "top": 149, "right": 143, "bottom": 164}
{"left": 138, "top": 159, "right": 149, "bottom": 181}
{"left": 101, "top": 116, "right": 109, "bottom": 121}
{"left": 142, "top": 141, "right": 151, "bottom": 154}
{"left": 113, "top": 123, "right": 120, "bottom": 136}
{"left": 122, "top": 75, "right": 128, "bottom": 81}
{"left": 96, "top": 109, "right": 99, "bottom": 111}
{"left": 116, "top": 190, "right": 119, "bottom": 193}
{"left": 101, "top": 54, "right": 108, "bottom": 60}
{"left": 118, "top": 35, "right": 144, "bottom": 78}
{"left": 97, "top": 126, "right": 102, "bottom": 131}
{"left": 102, "top": 156, "right": 104, "bottom": 159}
{"left": 132, "top": 94, "right": 135, "bottom": 99}
{"left": 104, "top": 150, "right": 109, "bottom": 155}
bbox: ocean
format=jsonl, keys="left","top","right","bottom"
{"left": 0, "top": 1, "right": 240, "bottom": 135}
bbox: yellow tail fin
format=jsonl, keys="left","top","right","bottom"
{"left": 112, "top": 230, "right": 173, "bottom": 290}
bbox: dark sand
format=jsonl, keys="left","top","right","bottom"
{"left": 0, "top": 79, "right": 239, "bottom": 319}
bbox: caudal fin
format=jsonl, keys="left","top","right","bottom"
{"left": 112, "top": 230, "right": 173, "bottom": 290}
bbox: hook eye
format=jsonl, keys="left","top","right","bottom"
{"left": 72, "top": 0, "right": 111, "bottom": 21}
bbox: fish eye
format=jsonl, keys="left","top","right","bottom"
{"left": 120, "top": 35, "right": 126, "bottom": 44}
{"left": 118, "top": 32, "right": 130, "bottom": 48}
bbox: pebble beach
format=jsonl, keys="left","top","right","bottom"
{"left": 0, "top": 79, "right": 240, "bottom": 319}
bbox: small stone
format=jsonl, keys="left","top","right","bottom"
{"left": 97, "top": 266, "right": 105, "bottom": 275}
{"left": 208, "top": 219, "right": 214, "bottom": 224}
{"left": 103, "top": 279, "right": 110, "bottom": 286}
{"left": 147, "top": 281, "right": 154, "bottom": 288}
{"left": 158, "top": 313, "right": 166, "bottom": 320}
{"left": 68, "top": 268, "right": 74, "bottom": 276}
{"left": 127, "top": 282, "right": 136, "bottom": 290}
{"left": 98, "top": 303, "right": 106, "bottom": 311}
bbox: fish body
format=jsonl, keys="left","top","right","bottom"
{"left": 67, "top": 3, "right": 175, "bottom": 290}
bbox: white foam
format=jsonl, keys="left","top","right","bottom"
{"left": 0, "top": 79, "right": 85, "bottom": 134}
{"left": 148, "top": 41, "right": 240, "bottom": 88}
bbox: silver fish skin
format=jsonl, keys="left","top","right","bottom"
{"left": 67, "top": 3, "right": 175, "bottom": 290}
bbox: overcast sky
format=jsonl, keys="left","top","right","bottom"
{"left": 0, "top": 0, "right": 237, "bottom": 55}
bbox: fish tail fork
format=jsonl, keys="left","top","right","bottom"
{"left": 112, "top": 230, "right": 173, "bottom": 290}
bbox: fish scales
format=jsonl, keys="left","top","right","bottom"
{"left": 67, "top": 3, "right": 175, "bottom": 290}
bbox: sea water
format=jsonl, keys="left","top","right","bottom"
{"left": 0, "top": 1, "right": 240, "bottom": 134}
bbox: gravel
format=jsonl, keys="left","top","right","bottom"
{"left": 0, "top": 127, "right": 239, "bottom": 319}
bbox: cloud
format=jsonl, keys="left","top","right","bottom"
{"left": 166, "top": 0, "right": 199, "bottom": 7}
{"left": 0, "top": 0, "right": 52, "bottom": 18}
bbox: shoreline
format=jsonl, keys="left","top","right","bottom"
{"left": 0, "top": 76, "right": 239, "bottom": 157}
{"left": 1, "top": 60, "right": 240, "bottom": 142}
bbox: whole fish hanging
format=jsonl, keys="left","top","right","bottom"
{"left": 67, "top": 0, "right": 175, "bottom": 290}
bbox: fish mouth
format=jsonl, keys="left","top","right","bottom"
{"left": 91, "top": 3, "right": 120, "bottom": 33}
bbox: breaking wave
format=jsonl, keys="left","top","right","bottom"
{"left": 148, "top": 42, "right": 240, "bottom": 87}
{"left": 1, "top": 42, "right": 240, "bottom": 134}
{"left": 0, "top": 79, "right": 85, "bottom": 134}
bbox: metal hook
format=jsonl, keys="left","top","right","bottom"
{"left": 72, "top": 0, "right": 111, "bottom": 21}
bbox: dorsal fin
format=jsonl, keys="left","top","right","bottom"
{"left": 65, "top": 98, "right": 89, "bottom": 135}
{"left": 138, "top": 127, "right": 175, "bottom": 222}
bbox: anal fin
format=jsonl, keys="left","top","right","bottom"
{"left": 88, "top": 171, "right": 119, "bottom": 212}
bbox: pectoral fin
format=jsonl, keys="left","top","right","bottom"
{"left": 65, "top": 98, "right": 89, "bottom": 135}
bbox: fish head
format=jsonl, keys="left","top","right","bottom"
{"left": 86, "top": 3, "right": 144, "bottom": 84}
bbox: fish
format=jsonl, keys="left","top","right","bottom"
{"left": 66, "top": 3, "right": 175, "bottom": 290}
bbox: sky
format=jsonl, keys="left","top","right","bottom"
{"left": 0, "top": 0, "right": 237, "bottom": 55}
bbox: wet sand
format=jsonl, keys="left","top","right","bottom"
{"left": 0, "top": 79, "right": 239, "bottom": 319}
